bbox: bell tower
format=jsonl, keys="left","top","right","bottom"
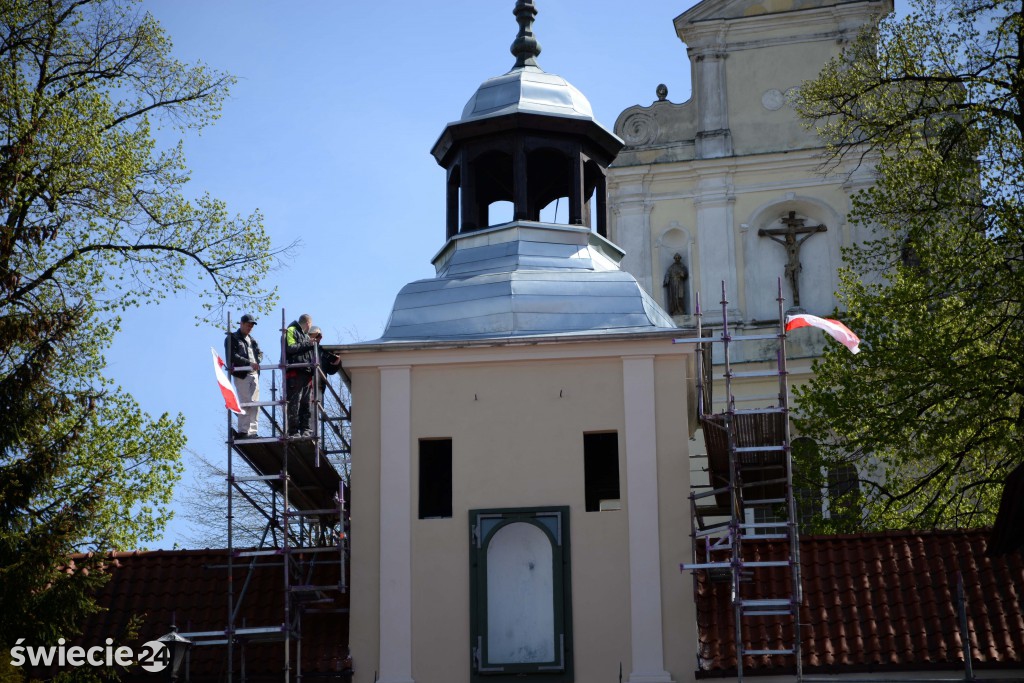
{"left": 340, "top": 6, "right": 693, "bottom": 683}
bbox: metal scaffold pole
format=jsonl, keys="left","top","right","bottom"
{"left": 226, "top": 312, "right": 235, "bottom": 683}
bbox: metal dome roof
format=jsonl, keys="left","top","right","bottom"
{"left": 376, "top": 222, "right": 676, "bottom": 342}
{"left": 460, "top": 65, "right": 595, "bottom": 123}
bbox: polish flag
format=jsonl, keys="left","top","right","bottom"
{"left": 211, "top": 348, "right": 243, "bottom": 414}
{"left": 785, "top": 313, "right": 861, "bottom": 354}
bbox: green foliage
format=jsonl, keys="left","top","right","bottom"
{"left": 0, "top": 310, "right": 121, "bottom": 651}
{"left": 0, "top": 0, "right": 286, "bottom": 666}
{"left": 792, "top": 0, "right": 1024, "bottom": 531}
{"left": 0, "top": 0, "right": 282, "bottom": 321}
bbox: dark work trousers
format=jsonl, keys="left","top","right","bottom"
{"left": 287, "top": 371, "right": 312, "bottom": 434}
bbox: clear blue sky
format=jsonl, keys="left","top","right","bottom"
{"left": 113, "top": 0, "right": 901, "bottom": 548}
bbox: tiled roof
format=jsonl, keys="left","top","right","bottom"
{"left": 695, "top": 528, "right": 1024, "bottom": 677}
{"left": 28, "top": 549, "right": 349, "bottom": 683}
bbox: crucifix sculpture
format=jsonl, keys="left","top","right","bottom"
{"left": 758, "top": 211, "right": 827, "bottom": 307}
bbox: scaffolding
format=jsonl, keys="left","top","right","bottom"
{"left": 185, "top": 310, "right": 351, "bottom": 683}
{"left": 677, "top": 282, "right": 803, "bottom": 682}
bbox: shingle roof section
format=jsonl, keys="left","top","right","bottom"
{"left": 695, "top": 528, "right": 1024, "bottom": 676}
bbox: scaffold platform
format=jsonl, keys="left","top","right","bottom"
{"left": 232, "top": 438, "right": 345, "bottom": 515}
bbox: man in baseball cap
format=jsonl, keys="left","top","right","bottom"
{"left": 225, "top": 314, "right": 263, "bottom": 438}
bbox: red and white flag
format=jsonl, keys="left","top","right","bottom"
{"left": 211, "top": 348, "right": 243, "bottom": 414}
{"left": 785, "top": 313, "right": 861, "bottom": 354}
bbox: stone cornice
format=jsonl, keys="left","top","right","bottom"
{"left": 332, "top": 332, "right": 693, "bottom": 369}
{"left": 676, "top": 1, "right": 892, "bottom": 51}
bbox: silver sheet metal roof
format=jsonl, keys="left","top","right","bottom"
{"left": 461, "top": 66, "right": 595, "bottom": 123}
{"left": 375, "top": 221, "right": 676, "bottom": 342}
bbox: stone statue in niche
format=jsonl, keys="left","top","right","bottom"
{"left": 663, "top": 253, "right": 689, "bottom": 316}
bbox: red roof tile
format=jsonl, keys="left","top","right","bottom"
{"left": 26, "top": 549, "right": 349, "bottom": 683}
{"left": 695, "top": 528, "right": 1024, "bottom": 677}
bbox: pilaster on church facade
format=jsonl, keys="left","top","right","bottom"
{"left": 692, "top": 47, "right": 732, "bottom": 159}
{"left": 693, "top": 172, "right": 739, "bottom": 323}
{"left": 610, "top": 187, "right": 655, "bottom": 296}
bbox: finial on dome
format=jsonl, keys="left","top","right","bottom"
{"left": 510, "top": 0, "right": 542, "bottom": 68}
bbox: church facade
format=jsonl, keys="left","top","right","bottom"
{"left": 608, "top": 0, "right": 891, "bottom": 394}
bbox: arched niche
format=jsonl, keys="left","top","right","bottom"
{"left": 655, "top": 223, "right": 694, "bottom": 318}
{"left": 743, "top": 197, "right": 843, "bottom": 320}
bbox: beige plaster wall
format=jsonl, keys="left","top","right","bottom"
{"left": 345, "top": 342, "right": 695, "bottom": 683}
{"left": 411, "top": 357, "right": 629, "bottom": 683}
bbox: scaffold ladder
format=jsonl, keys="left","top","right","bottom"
{"left": 677, "top": 281, "right": 804, "bottom": 682}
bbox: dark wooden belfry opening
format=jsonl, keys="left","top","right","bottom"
{"left": 441, "top": 131, "right": 610, "bottom": 239}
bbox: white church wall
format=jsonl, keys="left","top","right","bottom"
{"left": 610, "top": 0, "right": 894, "bottom": 332}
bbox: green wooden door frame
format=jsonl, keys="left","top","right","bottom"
{"left": 469, "top": 506, "right": 574, "bottom": 683}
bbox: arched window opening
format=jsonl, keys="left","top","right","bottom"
{"left": 467, "top": 149, "right": 514, "bottom": 231}
{"left": 527, "top": 148, "right": 571, "bottom": 223}
{"left": 489, "top": 200, "right": 514, "bottom": 226}
{"left": 539, "top": 197, "right": 569, "bottom": 224}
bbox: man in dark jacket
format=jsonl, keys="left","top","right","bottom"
{"left": 225, "top": 314, "right": 263, "bottom": 437}
{"left": 285, "top": 313, "right": 316, "bottom": 436}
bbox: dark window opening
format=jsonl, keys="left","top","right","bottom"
{"left": 419, "top": 438, "right": 452, "bottom": 519}
{"left": 583, "top": 432, "right": 620, "bottom": 512}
